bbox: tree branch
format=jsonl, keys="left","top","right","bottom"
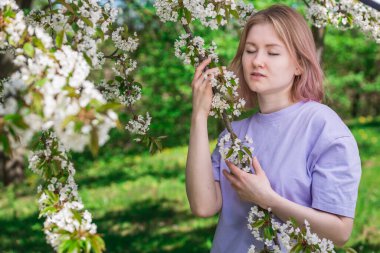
{"left": 182, "top": 23, "right": 237, "bottom": 140}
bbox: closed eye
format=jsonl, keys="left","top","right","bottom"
{"left": 245, "top": 50, "right": 256, "bottom": 54}
{"left": 269, "top": 53, "right": 279, "bottom": 56}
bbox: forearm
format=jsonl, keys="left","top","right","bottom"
{"left": 269, "top": 192, "right": 353, "bottom": 247}
{"left": 186, "top": 114, "right": 221, "bottom": 217}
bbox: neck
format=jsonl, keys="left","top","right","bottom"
{"left": 257, "top": 94, "right": 295, "bottom": 114}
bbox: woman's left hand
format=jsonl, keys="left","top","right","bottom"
{"left": 222, "top": 157, "right": 276, "bottom": 210}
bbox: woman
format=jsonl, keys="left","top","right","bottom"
{"left": 185, "top": 4, "right": 362, "bottom": 253}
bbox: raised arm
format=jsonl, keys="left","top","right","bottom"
{"left": 186, "top": 58, "right": 223, "bottom": 218}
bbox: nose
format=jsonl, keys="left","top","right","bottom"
{"left": 252, "top": 51, "right": 265, "bottom": 68}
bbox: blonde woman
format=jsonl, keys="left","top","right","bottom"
{"left": 186, "top": 4, "right": 361, "bottom": 253}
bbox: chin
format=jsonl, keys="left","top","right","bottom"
{"left": 247, "top": 84, "right": 261, "bottom": 93}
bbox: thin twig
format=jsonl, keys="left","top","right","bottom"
{"left": 104, "top": 49, "right": 119, "bottom": 59}
{"left": 48, "top": 0, "right": 54, "bottom": 38}
{"left": 302, "top": 0, "right": 310, "bottom": 8}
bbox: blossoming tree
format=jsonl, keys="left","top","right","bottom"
{"left": 0, "top": 0, "right": 161, "bottom": 251}
{"left": 154, "top": 0, "right": 379, "bottom": 252}
{"left": 1, "top": 0, "right": 379, "bottom": 252}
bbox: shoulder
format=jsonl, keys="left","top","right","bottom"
{"left": 302, "top": 101, "right": 353, "bottom": 141}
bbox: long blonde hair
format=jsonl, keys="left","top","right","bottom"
{"left": 230, "top": 4, "right": 324, "bottom": 108}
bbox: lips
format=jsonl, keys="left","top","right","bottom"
{"left": 251, "top": 72, "right": 266, "bottom": 77}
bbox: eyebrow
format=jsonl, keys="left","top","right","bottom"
{"left": 245, "top": 42, "right": 282, "bottom": 48}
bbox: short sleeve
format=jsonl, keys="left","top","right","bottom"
{"left": 311, "top": 136, "right": 361, "bottom": 218}
{"left": 211, "top": 130, "right": 227, "bottom": 182}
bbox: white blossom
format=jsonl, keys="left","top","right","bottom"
{"left": 126, "top": 113, "right": 152, "bottom": 135}
{"left": 307, "top": 0, "right": 380, "bottom": 43}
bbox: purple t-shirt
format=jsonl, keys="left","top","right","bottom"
{"left": 210, "top": 100, "right": 361, "bottom": 253}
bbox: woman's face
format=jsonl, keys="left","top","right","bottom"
{"left": 242, "top": 23, "right": 299, "bottom": 97}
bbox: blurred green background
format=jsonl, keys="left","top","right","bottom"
{"left": 0, "top": 0, "right": 379, "bottom": 252}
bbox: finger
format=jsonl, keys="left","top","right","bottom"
{"left": 194, "top": 58, "right": 212, "bottom": 79}
{"left": 222, "top": 169, "right": 239, "bottom": 186}
{"left": 225, "top": 160, "right": 243, "bottom": 178}
{"left": 252, "top": 156, "right": 264, "bottom": 175}
{"left": 203, "top": 67, "right": 223, "bottom": 78}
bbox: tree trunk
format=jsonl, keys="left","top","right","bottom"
{"left": 311, "top": 26, "right": 326, "bottom": 66}
{"left": 351, "top": 90, "right": 361, "bottom": 118}
{"left": 0, "top": 0, "right": 33, "bottom": 186}
{"left": 0, "top": 149, "right": 25, "bottom": 186}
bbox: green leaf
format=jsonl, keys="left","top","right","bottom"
{"left": 82, "top": 52, "right": 93, "bottom": 67}
{"left": 45, "top": 189, "right": 59, "bottom": 202}
{"left": 243, "top": 146, "right": 252, "bottom": 157}
{"left": 23, "top": 42, "right": 35, "bottom": 57}
{"left": 225, "top": 6, "right": 230, "bottom": 22}
{"left": 4, "top": 6, "right": 16, "bottom": 18}
{"left": 84, "top": 239, "right": 92, "bottom": 253}
{"left": 252, "top": 219, "right": 265, "bottom": 228}
{"left": 289, "top": 217, "right": 298, "bottom": 227}
{"left": 184, "top": 8, "right": 192, "bottom": 24}
{"left": 263, "top": 226, "right": 273, "bottom": 240}
{"left": 115, "top": 76, "right": 123, "bottom": 83}
{"left": 72, "top": 22, "right": 80, "bottom": 33}
{"left": 290, "top": 243, "right": 303, "bottom": 253}
{"left": 345, "top": 248, "right": 358, "bottom": 253}
{"left": 230, "top": 9, "right": 240, "bottom": 20}
{"left": 56, "top": 0, "right": 75, "bottom": 14}
{"left": 72, "top": 209, "right": 82, "bottom": 222}
{"left": 225, "top": 148, "right": 234, "bottom": 159}
{"left": 4, "top": 114, "right": 28, "bottom": 129}
{"left": 0, "top": 134, "right": 12, "bottom": 156}
{"left": 61, "top": 115, "right": 76, "bottom": 129}
{"left": 96, "top": 27, "right": 104, "bottom": 40}
{"left": 32, "top": 37, "right": 45, "bottom": 51}
{"left": 35, "top": 78, "right": 48, "bottom": 87}
{"left": 97, "top": 102, "right": 123, "bottom": 113}
{"left": 32, "top": 92, "right": 43, "bottom": 115}
{"left": 81, "top": 17, "right": 93, "bottom": 27}
{"left": 216, "top": 15, "right": 222, "bottom": 25}
{"left": 39, "top": 206, "right": 57, "bottom": 218}
{"left": 90, "top": 235, "right": 105, "bottom": 253}
{"left": 178, "top": 8, "right": 183, "bottom": 19}
{"left": 238, "top": 150, "right": 243, "bottom": 161}
{"left": 56, "top": 29, "right": 65, "bottom": 48}
{"left": 149, "top": 139, "right": 154, "bottom": 154}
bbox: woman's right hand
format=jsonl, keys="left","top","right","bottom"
{"left": 191, "top": 58, "right": 224, "bottom": 119}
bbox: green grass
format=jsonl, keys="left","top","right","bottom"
{"left": 0, "top": 117, "right": 379, "bottom": 253}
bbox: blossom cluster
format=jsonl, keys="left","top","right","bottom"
{"left": 97, "top": 79, "right": 142, "bottom": 106}
{"left": 111, "top": 28, "right": 140, "bottom": 77}
{"left": 247, "top": 206, "right": 335, "bottom": 252}
{"left": 0, "top": 3, "right": 119, "bottom": 152}
{"left": 174, "top": 33, "right": 219, "bottom": 65}
{"left": 307, "top": 0, "right": 380, "bottom": 43}
{"left": 28, "top": 131, "right": 102, "bottom": 251}
{"left": 209, "top": 70, "right": 246, "bottom": 118}
{"left": 125, "top": 112, "right": 152, "bottom": 136}
{"left": 154, "top": 0, "right": 255, "bottom": 29}
{"left": 218, "top": 133, "right": 254, "bottom": 173}
{"left": 26, "top": 0, "right": 119, "bottom": 68}
{"left": 174, "top": 33, "right": 245, "bottom": 118}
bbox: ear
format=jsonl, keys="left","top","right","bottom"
{"left": 295, "top": 67, "right": 301, "bottom": 76}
